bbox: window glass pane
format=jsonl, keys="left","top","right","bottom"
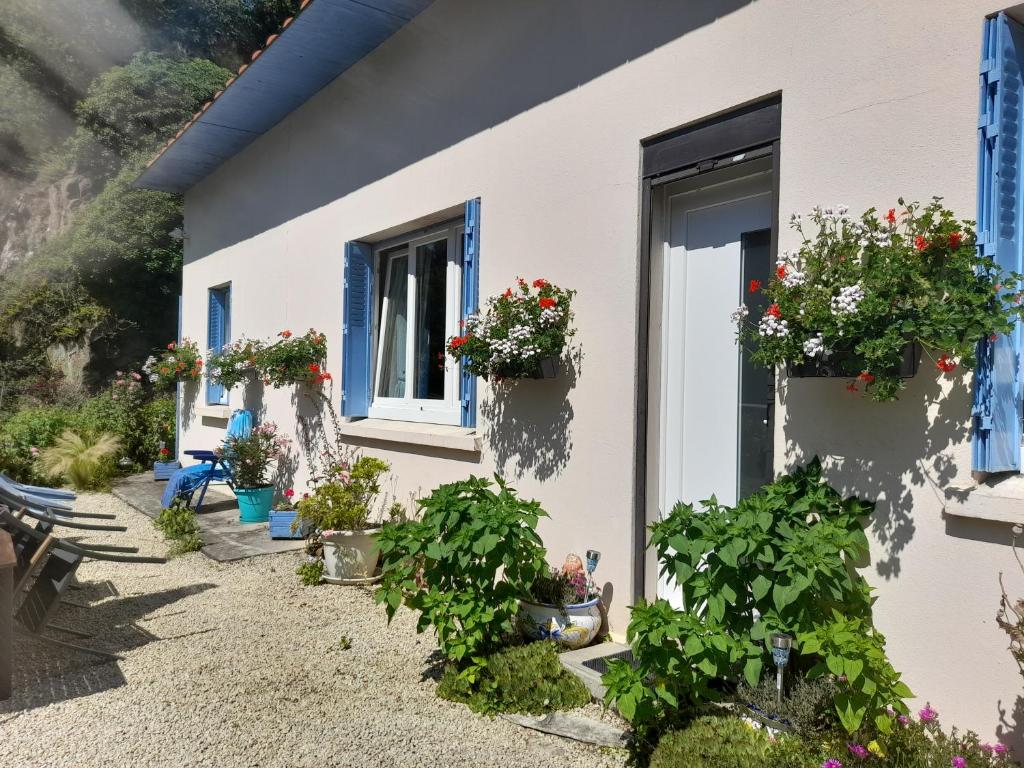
{"left": 413, "top": 240, "right": 448, "bottom": 400}
{"left": 378, "top": 254, "right": 408, "bottom": 398}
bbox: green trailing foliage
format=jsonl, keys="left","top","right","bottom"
{"left": 603, "top": 459, "right": 911, "bottom": 736}
{"left": 375, "top": 475, "right": 549, "bottom": 681}
{"left": 154, "top": 500, "right": 203, "bottom": 555}
{"left": 436, "top": 641, "right": 590, "bottom": 716}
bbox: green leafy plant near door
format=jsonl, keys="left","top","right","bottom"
{"left": 603, "top": 458, "right": 912, "bottom": 737}
{"left": 374, "top": 475, "right": 549, "bottom": 682}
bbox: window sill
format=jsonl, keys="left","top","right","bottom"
{"left": 196, "top": 405, "right": 231, "bottom": 420}
{"left": 338, "top": 418, "right": 480, "bottom": 453}
{"left": 944, "top": 474, "right": 1024, "bottom": 524}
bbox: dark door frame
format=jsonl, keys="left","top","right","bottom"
{"left": 631, "top": 95, "right": 782, "bottom": 603}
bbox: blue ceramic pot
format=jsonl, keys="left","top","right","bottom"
{"left": 236, "top": 485, "right": 273, "bottom": 523}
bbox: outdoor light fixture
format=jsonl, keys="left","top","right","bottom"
{"left": 585, "top": 550, "right": 601, "bottom": 595}
{"left": 771, "top": 633, "right": 793, "bottom": 705}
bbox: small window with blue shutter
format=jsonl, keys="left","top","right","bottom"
{"left": 973, "top": 12, "right": 1024, "bottom": 474}
{"left": 342, "top": 200, "right": 480, "bottom": 427}
{"left": 206, "top": 284, "right": 231, "bottom": 406}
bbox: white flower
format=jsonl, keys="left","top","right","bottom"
{"left": 782, "top": 269, "right": 806, "bottom": 288}
{"left": 802, "top": 332, "right": 830, "bottom": 358}
{"left": 758, "top": 314, "right": 789, "bottom": 338}
{"left": 730, "top": 305, "right": 750, "bottom": 326}
{"left": 831, "top": 283, "right": 865, "bottom": 316}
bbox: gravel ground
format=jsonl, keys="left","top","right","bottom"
{"left": 1, "top": 493, "right": 628, "bottom": 768}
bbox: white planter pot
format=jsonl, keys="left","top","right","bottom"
{"left": 517, "top": 598, "right": 602, "bottom": 650}
{"left": 322, "top": 528, "right": 381, "bottom": 582}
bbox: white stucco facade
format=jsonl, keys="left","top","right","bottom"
{"left": 175, "top": 0, "right": 1024, "bottom": 742}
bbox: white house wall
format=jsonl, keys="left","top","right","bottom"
{"left": 180, "top": 0, "right": 1024, "bottom": 741}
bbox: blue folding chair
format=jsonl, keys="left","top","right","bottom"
{"left": 161, "top": 409, "right": 252, "bottom": 512}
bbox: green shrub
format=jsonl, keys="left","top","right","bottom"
{"left": 155, "top": 500, "right": 203, "bottom": 555}
{"left": 650, "top": 714, "right": 770, "bottom": 768}
{"left": 603, "top": 459, "right": 911, "bottom": 735}
{"left": 437, "top": 641, "right": 590, "bottom": 715}
{"left": 375, "top": 475, "right": 549, "bottom": 680}
{"left": 0, "top": 405, "right": 76, "bottom": 482}
{"left": 735, "top": 674, "right": 838, "bottom": 738}
{"left": 296, "top": 558, "right": 324, "bottom": 586}
{"left": 38, "top": 430, "right": 120, "bottom": 490}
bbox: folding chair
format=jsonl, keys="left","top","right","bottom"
{"left": 162, "top": 409, "right": 252, "bottom": 512}
{"left": 1, "top": 509, "right": 165, "bottom": 659}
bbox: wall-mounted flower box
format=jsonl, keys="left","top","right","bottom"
{"left": 447, "top": 278, "right": 576, "bottom": 382}
{"left": 734, "top": 200, "right": 1024, "bottom": 401}
{"left": 788, "top": 343, "right": 918, "bottom": 380}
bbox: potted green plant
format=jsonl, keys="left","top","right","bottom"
{"left": 735, "top": 200, "right": 1024, "bottom": 401}
{"left": 295, "top": 455, "right": 392, "bottom": 582}
{"left": 446, "top": 278, "right": 576, "bottom": 381}
{"left": 223, "top": 422, "right": 289, "bottom": 523}
{"left": 518, "top": 553, "right": 602, "bottom": 649}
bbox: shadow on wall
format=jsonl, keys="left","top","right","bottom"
{"left": 781, "top": 357, "right": 969, "bottom": 580}
{"left": 481, "top": 349, "right": 580, "bottom": 482}
{"left": 184, "top": 0, "right": 757, "bottom": 260}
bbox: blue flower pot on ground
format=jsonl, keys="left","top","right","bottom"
{"left": 236, "top": 486, "right": 273, "bottom": 523}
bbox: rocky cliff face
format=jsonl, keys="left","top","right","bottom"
{"left": 0, "top": 172, "right": 93, "bottom": 272}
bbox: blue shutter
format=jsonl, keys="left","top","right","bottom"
{"left": 460, "top": 198, "right": 481, "bottom": 428}
{"left": 342, "top": 241, "right": 373, "bottom": 417}
{"left": 973, "top": 13, "right": 1024, "bottom": 473}
{"left": 206, "top": 287, "right": 229, "bottom": 405}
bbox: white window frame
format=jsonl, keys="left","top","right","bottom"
{"left": 368, "top": 222, "right": 463, "bottom": 425}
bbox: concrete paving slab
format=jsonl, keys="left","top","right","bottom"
{"left": 112, "top": 473, "right": 305, "bottom": 561}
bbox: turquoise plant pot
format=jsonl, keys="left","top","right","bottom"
{"left": 236, "top": 486, "right": 273, "bottom": 523}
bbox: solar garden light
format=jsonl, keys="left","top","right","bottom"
{"left": 585, "top": 550, "right": 601, "bottom": 594}
{"left": 771, "top": 633, "right": 793, "bottom": 705}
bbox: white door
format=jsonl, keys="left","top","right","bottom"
{"left": 655, "top": 170, "right": 773, "bottom": 606}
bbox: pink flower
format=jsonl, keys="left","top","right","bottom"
{"left": 284, "top": 488, "right": 294, "bottom": 498}
{"left": 848, "top": 744, "right": 868, "bottom": 759}
{"left": 918, "top": 704, "right": 938, "bottom": 722}
{"left": 951, "top": 758, "right": 966, "bottom": 768}
{"left": 994, "top": 744, "right": 1008, "bottom": 755}
{"left": 822, "top": 760, "right": 844, "bottom": 768}
{"left": 130, "top": 372, "right": 142, "bottom": 381}
{"left": 981, "top": 745, "right": 994, "bottom": 755}
{"left": 898, "top": 715, "right": 910, "bottom": 725}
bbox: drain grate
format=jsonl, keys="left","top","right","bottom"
{"left": 580, "top": 648, "right": 638, "bottom": 675}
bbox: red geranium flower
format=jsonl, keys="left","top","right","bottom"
{"left": 886, "top": 208, "right": 896, "bottom": 224}
{"left": 915, "top": 235, "right": 928, "bottom": 251}
{"left": 766, "top": 303, "right": 782, "bottom": 318}
{"left": 279, "top": 329, "right": 293, "bottom": 338}
{"left": 284, "top": 488, "right": 294, "bottom": 498}
{"left": 308, "top": 363, "right": 320, "bottom": 373}
{"left": 503, "top": 288, "right": 513, "bottom": 299}
{"left": 532, "top": 278, "right": 549, "bottom": 289}
{"left": 858, "top": 371, "right": 875, "bottom": 383}
{"left": 748, "top": 279, "right": 762, "bottom": 294}
{"left": 948, "top": 231, "right": 963, "bottom": 249}
{"left": 167, "top": 341, "right": 176, "bottom": 351}
{"left": 936, "top": 354, "right": 957, "bottom": 373}
{"left": 539, "top": 297, "right": 557, "bottom": 309}
{"left": 776, "top": 265, "right": 786, "bottom": 280}
{"left": 846, "top": 383, "right": 858, "bottom": 393}
{"left": 159, "top": 447, "right": 170, "bottom": 457}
